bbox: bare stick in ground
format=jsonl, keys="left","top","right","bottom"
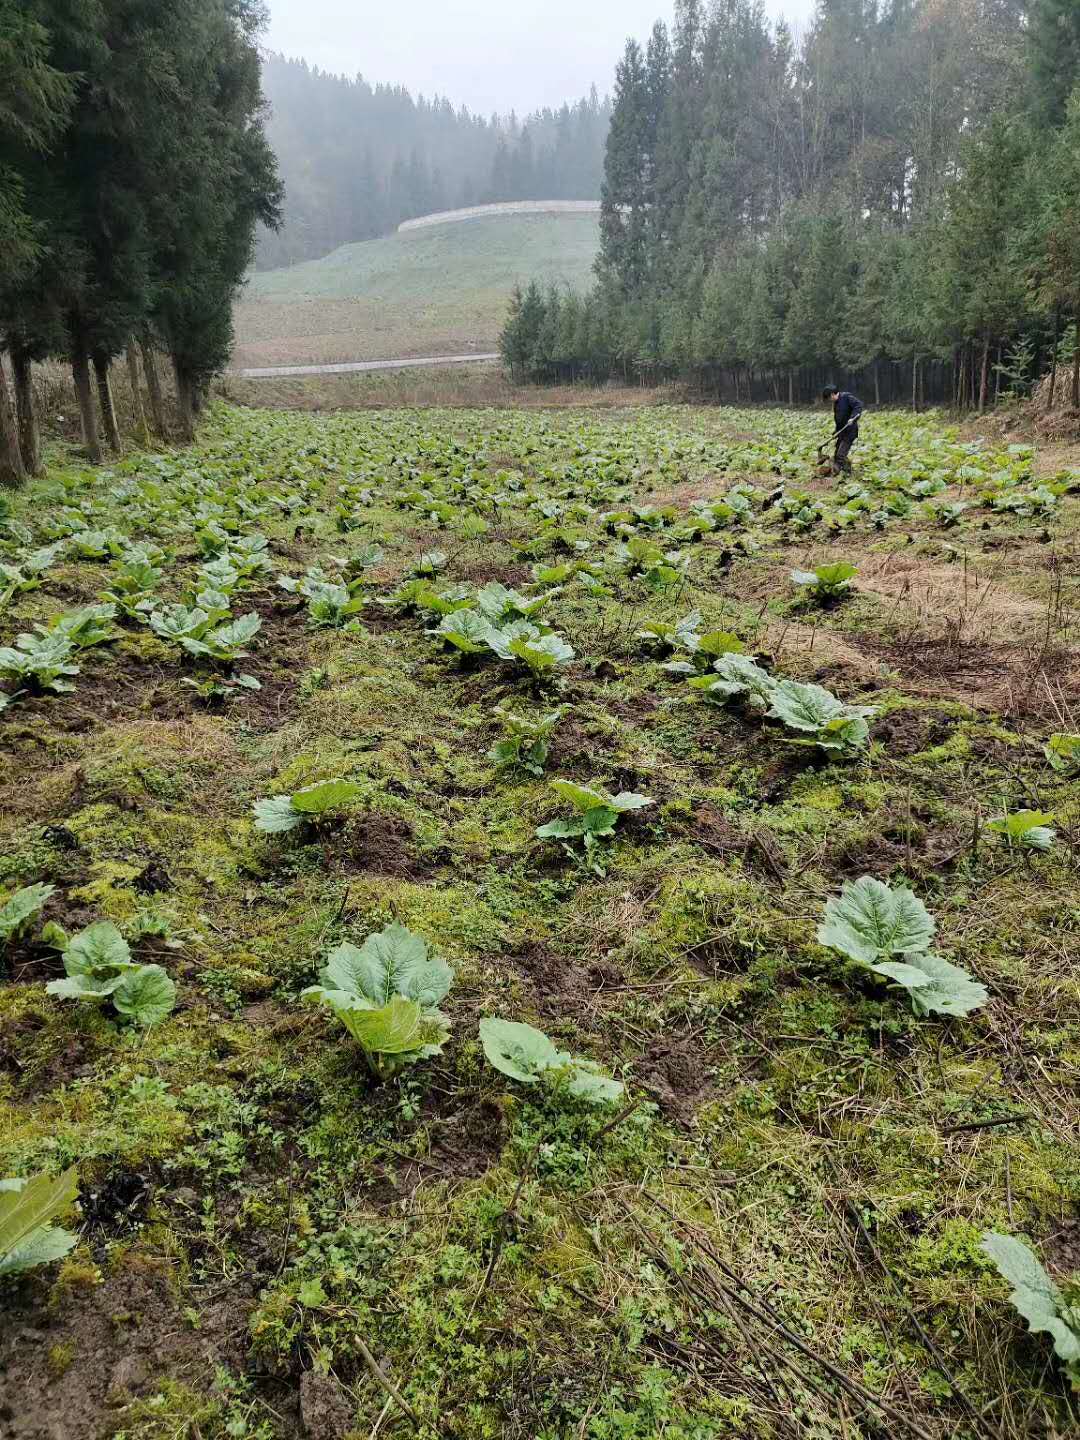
{"left": 354, "top": 1335, "right": 421, "bottom": 1431}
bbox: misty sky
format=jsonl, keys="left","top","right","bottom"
{"left": 263, "top": 1, "right": 818, "bottom": 116}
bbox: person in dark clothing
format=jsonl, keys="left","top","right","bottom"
{"left": 822, "top": 386, "right": 864, "bottom": 473}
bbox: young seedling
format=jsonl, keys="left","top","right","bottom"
{"left": 986, "top": 809, "right": 1056, "bottom": 852}
{"left": 0, "top": 634, "right": 80, "bottom": 693}
{"left": 818, "top": 875, "right": 987, "bottom": 1017}
{"left": 252, "top": 778, "right": 364, "bottom": 836}
{"left": 479, "top": 1017, "right": 623, "bottom": 1105}
{"left": 46, "top": 921, "right": 176, "bottom": 1026}
{"left": 0, "top": 1169, "right": 80, "bottom": 1276}
{"left": 302, "top": 923, "right": 453, "bottom": 1081}
{"left": 766, "top": 679, "right": 876, "bottom": 756}
{"left": 35, "top": 604, "right": 118, "bottom": 651}
{"left": 790, "top": 561, "right": 857, "bottom": 602}
{"left": 536, "top": 780, "right": 652, "bottom": 875}
{"left": 490, "top": 704, "right": 567, "bottom": 776}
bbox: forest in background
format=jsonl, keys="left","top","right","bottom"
{"left": 0, "top": 0, "right": 281, "bottom": 483}
{"left": 503, "top": 0, "right": 1080, "bottom": 411}
{"left": 256, "top": 55, "right": 612, "bottom": 269}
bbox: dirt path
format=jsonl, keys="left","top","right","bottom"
{"left": 233, "top": 352, "right": 501, "bottom": 379}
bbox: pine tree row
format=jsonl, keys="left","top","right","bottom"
{"left": 0, "top": 0, "right": 282, "bottom": 485}
{"left": 504, "top": 0, "right": 1080, "bottom": 408}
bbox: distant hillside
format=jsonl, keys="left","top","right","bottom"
{"left": 257, "top": 54, "right": 610, "bottom": 268}
{"left": 233, "top": 209, "right": 600, "bottom": 370}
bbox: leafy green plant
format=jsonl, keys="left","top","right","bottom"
{"left": 475, "top": 581, "right": 559, "bottom": 625}
{"left": 181, "top": 673, "right": 261, "bottom": 704}
{"left": 100, "top": 556, "right": 163, "bottom": 618}
{"left": 35, "top": 604, "right": 118, "bottom": 651}
{"left": 0, "top": 1168, "right": 79, "bottom": 1276}
{"left": 536, "top": 780, "right": 652, "bottom": 873}
{"left": 479, "top": 1018, "right": 623, "bottom": 1105}
{"left": 818, "top": 876, "right": 987, "bottom": 1017}
{"left": 663, "top": 629, "right": 746, "bottom": 676}
{"left": 279, "top": 567, "right": 365, "bottom": 628}
{"left": 689, "top": 653, "right": 776, "bottom": 708}
{"left": 0, "top": 546, "right": 63, "bottom": 607}
{"left": 490, "top": 704, "right": 567, "bottom": 776}
{"left": 46, "top": 921, "right": 176, "bottom": 1026}
{"left": 986, "top": 810, "right": 1056, "bottom": 852}
{"left": 429, "top": 608, "right": 494, "bottom": 655}
{"left": 150, "top": 604, "right": 262, "bottom": 662}
{"left": 486, "top": 623, "right": 575, "bottom": 678}
{"left": 766, "top": 680, "right": 876, "bottom": 756}
{"left": 1045, "top": 733, "right": 1080, "bottom": 777}
{"left": 0, "top": 883, "right": 55, "bottom": 954}
{"left": 980, "top": 1232, "right": 1080, "bottom": 1388}
{"left": 636, "top": 609, "right": 702, "bottom": 653}
{"left": 0, "top": 633, "right": 80, "bottom": 693}
{"left": 791, "top": 562, "right": 857, "bottom": 601}
{"left": 252, "top": 778, "right": 364, "bottom": 835}
{"left": 302, "top": 924, "right": 453, "bottom": 1080}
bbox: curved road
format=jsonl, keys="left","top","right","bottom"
{"left": 234, "top": 353, "right": 501, "bottom": 380}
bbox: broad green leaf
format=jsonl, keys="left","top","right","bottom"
{"left": 63, "top": 921, "right": 131, "bottom": 976}
{"left": 289, "top": 778, "right": 363, "bottom": 816}
{"left": 480, "top": 1018, "right": 624, "bottom": 1105}
{"left": 981, "top": 1232, "right": 1080, "bottom": 1367}
{"left": 0, "top": 882, "right": 55, "bottom": 944}
{"left": 431, "top": 609, "right": 497, "bottom": 654}
{"left": 479, "top": 1017, "right": 560, "bottom": 1083}
{"left": 205, "top": 612, "right": 262, "bottom": 650}
{"left": 113, "top": 965, "right": 177, "bottom": 1026}
{"left": 321, "top": 924, "right": 454, "bottom": 1008}
{"left": 550, "top": 780, "right": 608, "bottom": 814}
{"left": 47, "top": 972, "right": 126, "bottom": 1000}
{"left": 987, "top": 811, "right": 1056, "bottom": 852}
{"left": 253, "top": 795, "right": 302, "bottom": 833}
{"left": 0, "top": 1168, "right": 78, "bottom": 1275}
{"left": 0, "top": 1225, "right": 78, "bottom": 1275}
{"left": 334, "top": 994, "right": 440, "bottom": 1055}
{"left": 1045, "top": 733, "right": 1080, "bottom": 776}
{"left": 818, "top": 876, "right": 936, "bottom": 964}
{"left": 609, "top": 792, "right": 652, "bottom": 814}
{"left": 871, "top": 953, "right": 988, "bottom": 1017}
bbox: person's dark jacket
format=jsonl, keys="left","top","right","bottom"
{"left": 834, "top": 391, "right": 863, "bottom": 433}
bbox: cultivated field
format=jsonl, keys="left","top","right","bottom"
{"left": 1, "top": 402, "right": 1079, "bottom": 1439}
{"left": 233, "top": 212, "right": 600, "bottom": 370}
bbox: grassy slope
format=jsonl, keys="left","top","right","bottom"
{"left": 1, "top": 403, "right": 1079, "bottom": 1440}
{"left": 232, "top": 212, "right": 600, "bottom": 369}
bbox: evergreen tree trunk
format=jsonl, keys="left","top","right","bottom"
{"left": 873, "top": 361, "right": 880, "bottom": 407}
{"left": 11, "top": 350, "right": 42, "bottom": 476}
{"left": 71, "top": 347, "right": 102, "bottom": 464}
{"left": 0, "top": 353, "right": 27, "bottom": 489}
{"left": 173, "top": 356, "right": 196, "bottom": 443}
{"left": 1072, "top": 303, "right": 1080, "bottom": 409}
{"left": 125, "top": 345, "right": 149, "bottom": 444}
{"left": 911, "top": 355, "right": 918, "bottom": 412}
{"left": 140, "top": 340, "right": 168, "bottom": 438}
{"left": 978, "top": 336, "right": 990, "bottom": 413}
{"left": 1047, "top": 306, "right": 1060, "bottom": 414}
{"left": 93, "top": 355, "right": 122, "bottom": 451}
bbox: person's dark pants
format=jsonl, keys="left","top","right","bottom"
{"left": 834, "top": 424, "right": 858, "bottom": 473}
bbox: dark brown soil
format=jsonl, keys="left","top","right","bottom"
{"left": 635, "top": 1032, "right": 717, "bottom": 1123}
{"left": 0, "top": 1253, "right": 280, "bottom": 1440}
{"left": 1042, "top": 1219, "right": 1080, "bottom": 1281}
{"left": 338, "top": 812, "right": 429, "bottom": 878}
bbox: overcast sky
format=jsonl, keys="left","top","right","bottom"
{"left": 263, "top": 1, "right": 818, "bottom": 116}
